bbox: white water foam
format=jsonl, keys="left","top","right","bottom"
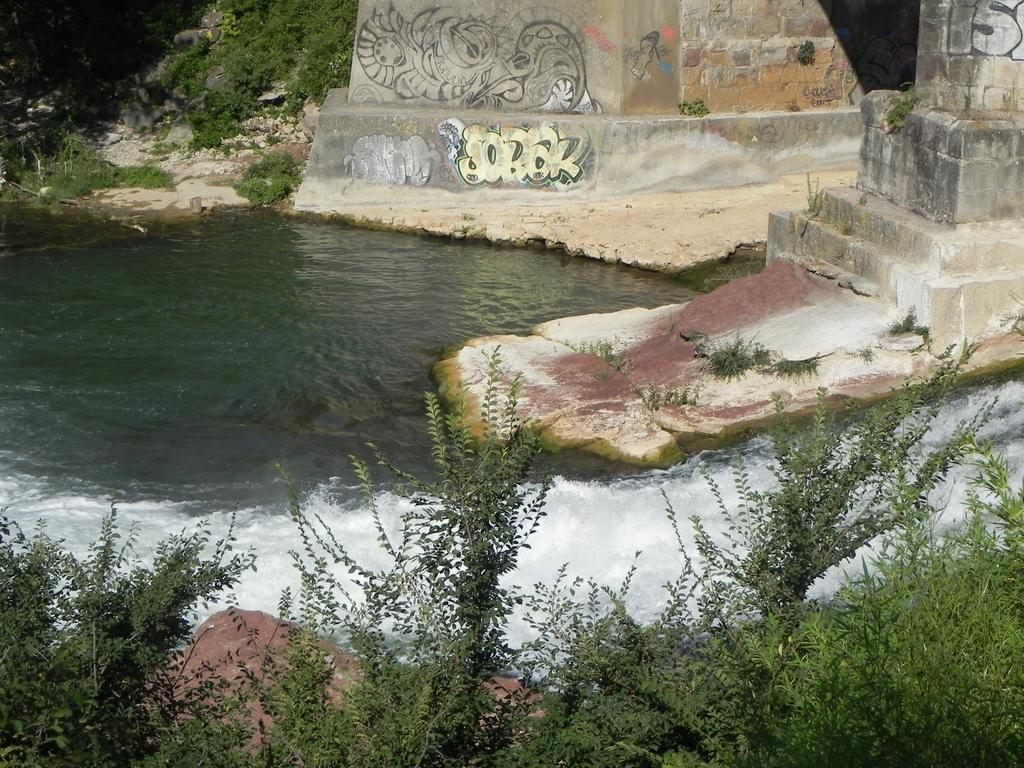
{"left": 4, "top": 377, "right": 1024, "bottom": 643}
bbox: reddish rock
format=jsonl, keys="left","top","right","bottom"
{"left": 166, "top": 608, "right": 358, "bottom": 748}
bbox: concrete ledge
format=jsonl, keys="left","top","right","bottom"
{"left": 296, "top": 89, "right": 861, "bottom": 208}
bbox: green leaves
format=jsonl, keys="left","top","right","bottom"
{"left": 0, "top": 508, "right": 253, "bottom": 765}
{"left": 284, "top": 349, "right": 547, "bottom": 764}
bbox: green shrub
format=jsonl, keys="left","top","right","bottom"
{"left": 2, "top": 134, "right": 172, "bottom": 200}
{"left": 696, "top": 336, "right": 774, "bottom": 380}
{"left": 885, "top": 89, "right": 918, "bottom": 131}
{"left": 888, "top": 307, "right": 930, "bottom": 340}
{"left": 158, "top": 0, "right": 361, "bottom": 142}
{"left": 678, "top": 100, "right": 711, "bottom": 118}
{"left": 0, "top": 510, "right": 254, "bottom": 766}
{"left": 768, "top": 356, "right": 820, "bottom": 379}
{"left": 234, "top": 152, "right": 302, "bottom": 205}
{"left": 115, "top": 164, "right": 174, "bottom": 189}
{"left": 276, "top": 351, "right": 547, "bottom": 764}
{"left": 750, "top": 515, "right": 1024, "bottom": 768}
{"left": 796, "top": 41, "right": 816, "bottom": 66}
{"left": 158, "top": 41, "right": 211, "bottom": 101}
{"left": 692, "top": 350, "right": 977, "bottom": 624}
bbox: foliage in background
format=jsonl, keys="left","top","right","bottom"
{"left": 0, "top": 0, "right": 207, "bottom": 114}
{"left": 0, "top": 510, "right": 253, "bottom": 766}
{"left": 161, "top": 0, "right": 360, "bottom": 148}
{"left": 234, "top": 152, "right": 302, "bottom": 206}
{"left": 1, "top": 134, "right": 172, "bottom": 201}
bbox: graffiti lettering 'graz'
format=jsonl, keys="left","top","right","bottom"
{"left": 970, "top": 0, "right": 1024, "bottom": 59}
{"left": 451, "top": 124, "right": 589, "bottom": 187}
{"left": 344, "top": 134, "right": 432, "bottom": 186}
{"left": 355, "top": 5, "right": 601, "bottom": 113}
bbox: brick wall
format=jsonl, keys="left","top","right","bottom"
{"left": 679, "top": 0, "right": 919, "bottom": 113}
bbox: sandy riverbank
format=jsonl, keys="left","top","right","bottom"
{"left": 295, "top": 170, "right": 856, "bottom": 273}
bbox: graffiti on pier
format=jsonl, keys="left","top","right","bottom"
{"left": 837, "top": 28, "right": 918, "bottom": 91}
{"left": 355, "top": 5, "right": 601, "bottom": 113}
{"left": 441, "top": 120, "right": 590, "bottom": 187}
{"left": 627, "top": 31, "right": 672, "bottom": 81}
{"left": 344, "top": 134, "right": 433, "bottom": 186}
{"left": 969, "top": 0, "right": 1024, "bottom": 59}
{"left": 803, "top": 84, "right": 841, "bottom": 107}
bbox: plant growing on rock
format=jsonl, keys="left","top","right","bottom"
{"left": 888, "top": 307, "right": 930, "bottom": 340}
{"left": 885, "top": 89, "right": 919, "bottom": 132}
{"left": 695, "top": 335, "right": 774, "bottom": 380}
{"left": 678, "top": 99, "right": 711, "bottom": 118}
{"left": 796, "top": 41, "right": 816, "bottom": 66}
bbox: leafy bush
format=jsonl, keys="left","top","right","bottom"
{"left": 695, "top": 336, "right": 774, "bottom": 380}
{"left": 678, "top": 100, "right": 711, "bottom": 118}
{"left": 158, "top": 0, "right": 360, "bottom": 145}
{"left": 750, "top": 513, "right": 1024, "bottom": 768}
{"left": 0, "top": 510, "right": 254, "bottom": 766}
{"left": 2, "top": 134, "right": 172, "bottom": 200}
{"left": 885, "top": 89, "right": 919, "bottom": 131}
{"left": 234, "top": 152, "right": 302, "bottom": 205}
{"left": 796, "top": 41, "right": 816, "bottom": 66}
{"left": 274, "top": 352, "right": 548, "bottom": 764}
{"left": 693, "top": 350, "right": 977, "bottom": 623}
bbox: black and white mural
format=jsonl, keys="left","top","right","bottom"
{"left": 353, "top": 5, "right": 602, "bottom": 113}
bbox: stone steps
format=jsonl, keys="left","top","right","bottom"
{"left": 768, "top": 188, "right": 1024, "bottom": 346}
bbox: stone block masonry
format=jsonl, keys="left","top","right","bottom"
{"left": 679, "top": 0, "right": 920, "bottom": 112}
{"left": 345, "top": 0, "right": 919, "bottom": 118}
{"left": 297, "top": 92, "right": 861, "bottom": 203}
{"left": 769, "top": 0, "right": 1024, "bottom": 347}
{"left": 347, "top": 0, "right": 682, "bottom": 116}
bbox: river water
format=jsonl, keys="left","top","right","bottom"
{"left": 2, "top": 206, "right": 1023, "bottom": 637}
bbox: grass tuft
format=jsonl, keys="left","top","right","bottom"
{"left": 697, "top": 336, "right": 774, "bottom": 380}
{"left": 888, "top": 308, "right": 930, "bottom": 339}
{"left": 233, "top": 151, "right": 301, "bottom": 205}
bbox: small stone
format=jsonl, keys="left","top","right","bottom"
{"left": 99, "top": 132, "right": 123, "bottom": 147}
{"left": 204, "top": 65, "right": 227, "bottom": 92}
{"left": 257, "top": 85, "right": 288, "bottom": 105}
{"left": 881, "top": 332, "right": 926, "bottom": 352}
{"left": 174, "top": 28, "right": 219, "bottom": 49}
{"left": 165, "top": 120, "right": 194, "bottom": 146}
{"left": 189, "top": 196, "right": 203, "bottom": 214}
{"left": 301, "top": 99, "right": 320, "bottom": 139}
{"left": 201, "top": 10, "right": 224, "bottom": 28}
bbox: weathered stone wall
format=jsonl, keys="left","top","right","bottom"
{"left": 347, "top": 0, "right": 682, "bottom": 116}
{"left": 344, "top": 0, "right": 919, "bottom": 116}
{"left": 298, "top": 90, "right": 861, "bottom": 205}
{"left": 857, "top": 0, "right": 1024, "bottom": 222}
{"left": 917, "top": 0, "right": 1024, "bottom": 113}
{"left": 678, "top": 0, "right": 919, "bottom": 112}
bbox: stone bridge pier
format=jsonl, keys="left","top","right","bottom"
{"left": 295, "top": 0, "right": 921, "bottom": 206}
{"left": 770, "top": 0, "right": 1024, "bottom": 348}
